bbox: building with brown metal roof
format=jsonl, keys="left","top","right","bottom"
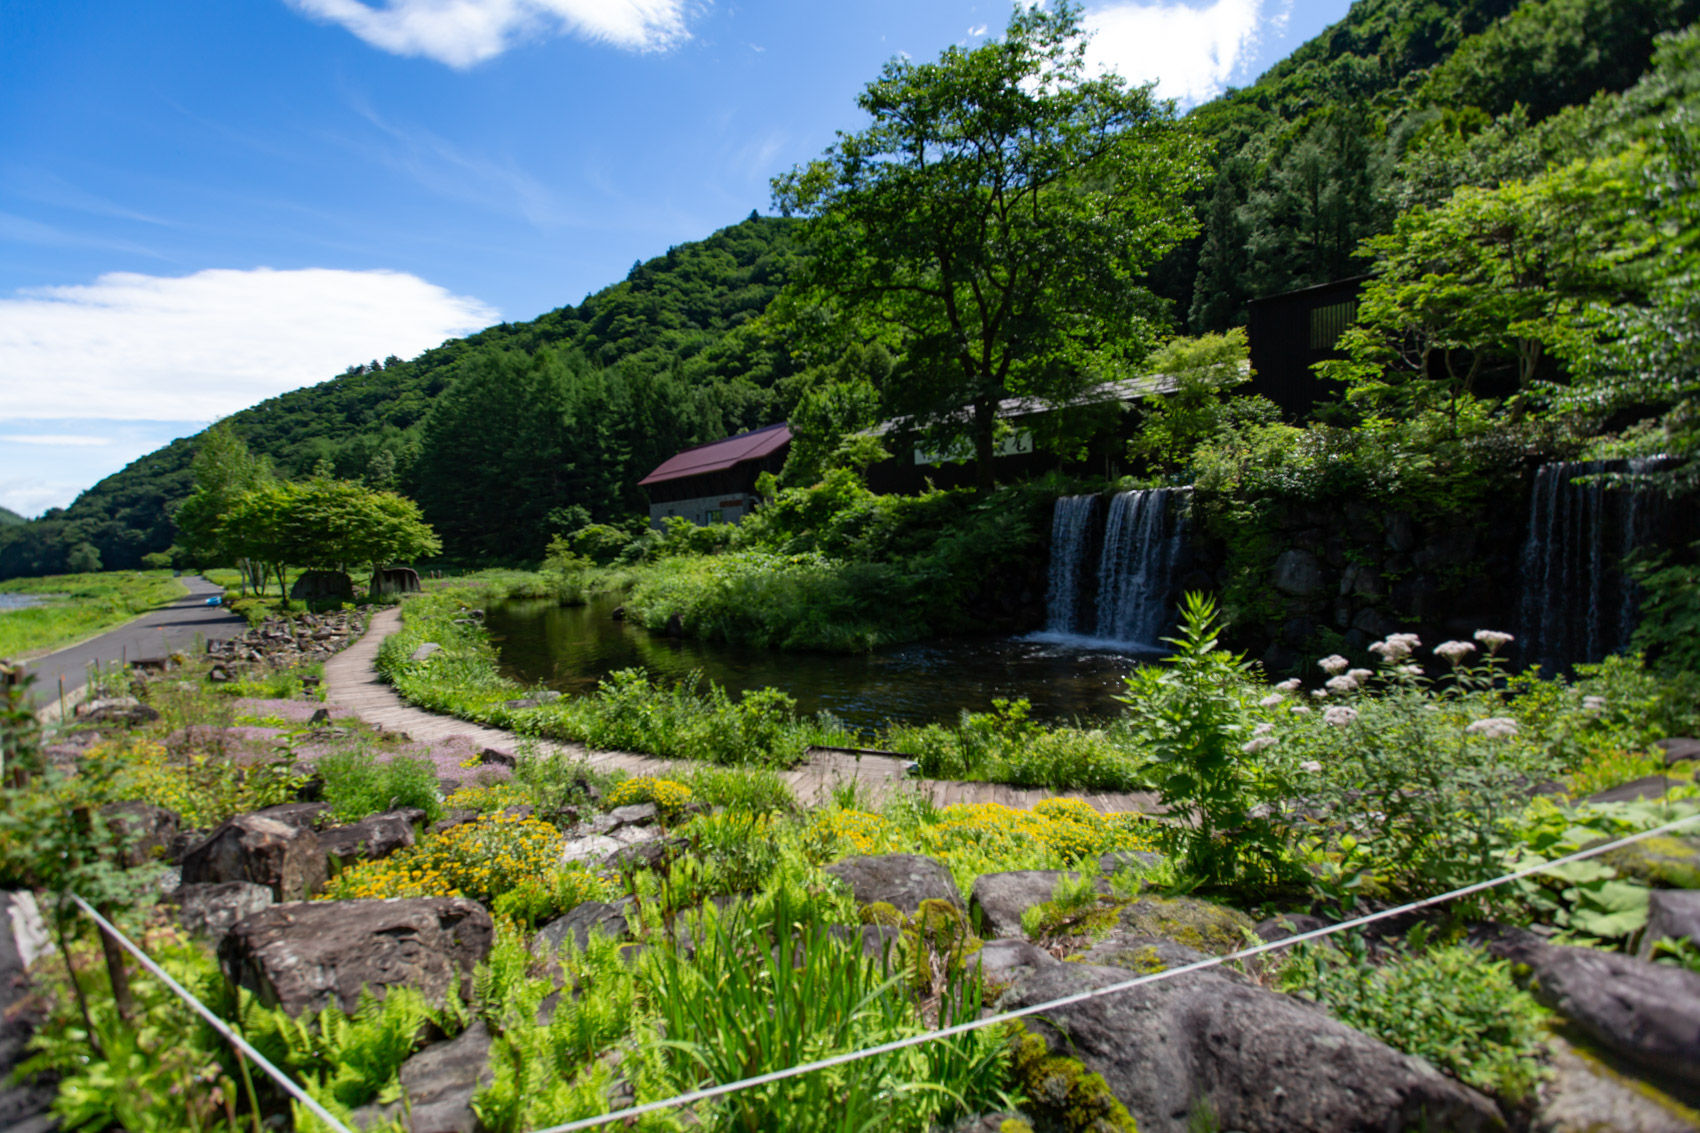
{"left": 638, "top": 422, "right": 791, "bottom": 528}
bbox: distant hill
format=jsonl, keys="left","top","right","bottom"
{"left": 0, "top": 507, "right": 25, "bottom": 527}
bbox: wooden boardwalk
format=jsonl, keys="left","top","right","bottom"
{"left": 323, "top": 607, "right": 1159, "bottom": 814}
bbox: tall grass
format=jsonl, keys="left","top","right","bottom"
{"left": 0, "top": 570, "right": 186, "bottom": 658}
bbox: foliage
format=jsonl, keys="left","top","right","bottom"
{"left": 886, "top": 699, "right": 1152, "bottom": 792}
{"left": 773, "top": 1, "right": 1204, "bottom": 488}
{"left": 1118, "top": 593, "right": 1293, "bottom": 891}
{"left": 1280, "top": 931, "right": 1550, "bottom": 1104}
{"left": 241, "top": 985, "right": 443, "bottom": 1116}
{"left": 173, "top": 422, "right": 274, "bottom": 580}
{"left": 1127, "top": 329, "right": 1277, "bottom": 475}
{"left": 317, "top": 742, "right": 444, "bottom": 824}
{"left": 80, "top": 736, "right": 310, "bottom": 830}
{"left": 0, "top": 570, "right": 185, "bottom": 659}
{"left": 1629, "top": 540, "right": 1700, "bottom": 671}
{"left": 321, "top": 812, "right": 567, "bottom": 905}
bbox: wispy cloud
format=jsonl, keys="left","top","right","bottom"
{"left": 1085, "top": 0, "right": 1267, "bottom": 104}
{"left": 0, "top": 267, "right": 497, "bottom": 420}
{"left": 285, "top": 0, "right": 693, "bottom": 67}
{"left": 0, "top": 435, "right": 111, "bottom": 446}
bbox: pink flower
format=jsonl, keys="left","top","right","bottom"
{"left": 1242, "top": 737, "right": 1275, "bottom": 754}
{"left": 1325, "top": 675, "right": 1358, "bottom": 694}
{"left": 1465, "top": 717, "right": 1519, "bottom": 739}
{"left": 1347, "top": 668, "right": 1373, "bottom": 684}
{"left": 1259, "top": 694, "right": 1284, "bottom": 708}
{"left": 1275, "top": 678, "right": 1302, "bottom": 692}
{"left": 1299, "top": 760, "right": 1322, "bottom": 773}
{"left": 1474, "top": 630, "right": 1514, "bottom": 652}
{"left": 1323, "top": 706, "right": 1358, "bottom": 727}
{"left": 1252, "top": 722, "right": 1275, "bottom": 736}
{"left": 1290, "top": 705, "right": 1311, "bottom": 715}
{"left": 1434, "top": 640, "right": 1476, "bottom": 664}
{"left": 1318, "top": 654, "right": 1349, "bottom": 675}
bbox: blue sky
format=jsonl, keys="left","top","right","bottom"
{"left": 0, "top": 0, "right": 1351, "bottom": 517}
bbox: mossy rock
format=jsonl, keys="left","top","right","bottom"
{"left": 1602, "top": 835, "right": 1700, "bottom": 889}
{"left": 1007, "top": 1021, "right": 1138, "bottom": 1133}
{"left": 859, "top": 901, "right": 904, "bottom": 928}
{"left": 1113, "top": 897, "right": 1255, "bottom": 955}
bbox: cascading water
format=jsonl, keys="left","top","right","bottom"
{"left": 1043, "top": 494, "right": 1100, "bottom": 636}
{"left": 1517, "top": 458, "right": 1666, "bottom": 674}
{"left": 1041, "top": 489, "right": 1189, "bottom": 648}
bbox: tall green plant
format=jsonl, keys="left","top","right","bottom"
{"left": 1118, "top": 593, "right": 1292, "bottom": 891}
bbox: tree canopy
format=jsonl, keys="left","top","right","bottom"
{"left": 773, "top": 2, "right": 1206, "bottom": 488}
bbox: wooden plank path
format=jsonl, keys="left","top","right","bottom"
{"left": 323, "top": 607, "right": 1159, "bottom": 814}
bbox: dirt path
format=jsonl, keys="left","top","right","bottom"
{"left": 323, "top": 606, "right": 1160, "bottom": 814}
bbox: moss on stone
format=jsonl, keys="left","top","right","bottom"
{"left": 999, "top": 1120, "right": 1036, "bottom": 1133}
{"left": 1602, "top": 835, "right": 1700, "bottom": 889}
{"left": 859, "top": 901, "right": 904, "bottom": 927}
{"left": 1007, "top": 1021, "right": 1139, "bottom": 1133}
{"left": 1114, "top": 897, "right": 1254, "bottom": 956}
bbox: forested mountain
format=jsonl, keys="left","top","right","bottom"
{"left": 0, "top": 507, "right": 24, "bottom": 527}
{"left": 3, "top": 0, "right": 1694, "bottom": 576}
{"left": 0, "top": 215, "right": 802, "bottom": 572}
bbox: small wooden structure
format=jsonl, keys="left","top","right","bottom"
{"left": 370, "top": 567, "right": 422, "bottom": 596}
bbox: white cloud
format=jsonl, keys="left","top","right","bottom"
{"left": 1085, "top": 0, "right": 1266, "bottom": 104}
{"left": 0, "top": 267, "right": 498, "bottom": 420}
{"left": 0, "top": 435, "right": 111, "bottom": 446}
{"left": 286, "top": 0, "right": 692, "bottom": 67}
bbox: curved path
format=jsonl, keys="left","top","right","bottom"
{"left": 22, "top": 575, "right": 247, "bottom": 708}
{"left": 324, "top": 606, "right": 1160, "bottom": 813}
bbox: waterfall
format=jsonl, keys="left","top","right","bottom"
{"left": 1517, "top": 459, "right": 1665, "bottom": 674}
{"left": 1044, "top": 494, "right": 1100, "bottom": 635}
{"left": 1041, "top": 489, "right": 1189, "bottom": 647}
{"left": 1095, "top": 489, "right": 1189, "bottom": 645}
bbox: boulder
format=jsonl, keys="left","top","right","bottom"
{"left": 1004, "top": 962, "right": 1502, "bottom": 1133}
{"left": 477, "top": 747, "right": 516, "bottom": 769}
{"left": 1640, "top": 890, "right": 1700, "bottom": 960}
{"left": 254, "top": 802, "right": 331, "bottom": 830}
{"left": 1532, "top": 1036, "right": 1700, "bottom": 1133}
{"left": 1491, "top": 931, "right": 1700, "bottom": 1086}
{"left": 180, "top": 814, "right": 327, "bottom": 901}
{"left": 1272, "top": 549, "right": 1325, "bottom": 597}
{"left": 1096, "top": 849, "right": 1165, "bottom": 878}
{"left": 409, "top": 642, "right": 443, "bottom": 663}
{"left": 1254, "top": 913, "right": 1332, "bottom": 944}
{"left": 1587, "top": 776, "right": 1693, "bottom": 805}
{"left": 1602, "top": 835, "right": 1700, "bottom": 889}
{"left": 533, "top": 899, "right": 638, "bottom": 958}
{"left": 220, "top": 898, "right": 493, "bottom": 1016}
{"left": 1109, "top": 896, "right": 1256, "bottom": 955}
{"left": 164, "top": 882, "right": 274, "bottom": 944}
{"left": 606, "top": 836, "right": 687, "bottom": 873}
{"left": 559, "top": 834, "right": 623, "bottom": 866}
{"left": 101, "top": 801, "right": 180, "bottom": 867}
{"left": 969, "top": 870, "right": 1106, "bottom": 939}
{"left": 348, "top": 1021, "right": 493, "bottom": 1133}
{"left": 971, "top": 938, "right": 1055, "bottom": 987}
{"left": 826, "top": 924, "right": 905, "bottom": 964}
{"left": 74, "top": 697, "right": 160, "bottom": 727}
{"left": 319, "top": 811, "right": 418, "bottom": 871}
{"left": 0, "top": 891, "right": 55, "bottom": 1131}
{"left": 1654, "top": 737, "right": 1700, "bottom": 766}
{"left": 823, "top": 854, "right": 965, "bottom": 917}
{"left": 1077, "top": 935, "right": 1231, "bottom": 980}
{"left": 608, "top": 803, "right": 659, "bottom": 827}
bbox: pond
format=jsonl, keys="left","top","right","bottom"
{"left": 0, "top": 594, "right": 58, "bottom": 611}
{"left": 486, "top": 595, "right": 1154, "bottom": 732}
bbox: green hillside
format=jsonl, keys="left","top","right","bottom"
{"left": 0, "top": 507, "right": 24, "bottom": 527}
{"left": 3, "top": 0, "right": 1695, "bottom": 576}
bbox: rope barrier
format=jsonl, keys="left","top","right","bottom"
{"left": 68, "top": 895, "right": 356, "bottom": 1133}
{"left": 527, "top": 806, "right": 1700, "bottom": 1133}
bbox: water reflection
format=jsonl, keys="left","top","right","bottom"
{"left": 485, "top": 595, "right": 1151, "bottom": 731}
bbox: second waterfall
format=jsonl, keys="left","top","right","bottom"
{"left": 1043, "top": 488, "right": 1190, "bottom": 648}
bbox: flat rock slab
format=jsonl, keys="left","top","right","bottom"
{"left": 1534, "top": 1036, "right": 1700, "bottom": 1133}
{"left": 1587, "top": 774, "right": 1694, "bottom": 805}
{"left": 1493, "top": 931, "right": 1700, "bottom": 1087}
{"left": 971, "top": 938, "right": 1055, "bottom": 986}
{"left": 970, "top": 870, "right": 1107, "bottom": 939}
{"left": 1004, "top": 962, "right": 1502, "bottom": 1133}
{"left": 823, "top": 854, "right": 964, "bottom": 917}
{"left": 1655, "top": 738, "right": 1700, "bottom": 766}
{"left": 1604, "top": 835, "right": 1700, "bottom": 889}
{"left": 533, "top": 899, "right": 638, "bottom": 959}
{"left": 180, "top": 813, "right": 327, "bottom": 901}
{"left": 1112, "top": 896, "right": 1256, "bottom": 955}
{"left": 220, "top": 897, "right": 493, "bottom": 1016}
{"left": 320, "top": 811, "right": 418, "bottom": 870}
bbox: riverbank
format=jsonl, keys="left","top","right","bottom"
{"left": 0, "top": 569, "right": 188, "bottom": 660}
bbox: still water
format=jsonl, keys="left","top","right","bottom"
{"left": 485, "top": 595, "right": 1151, "bottom": 731}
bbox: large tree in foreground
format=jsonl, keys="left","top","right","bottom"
{"left": 772, "top": 2, "right": 1206, "bottom": 489}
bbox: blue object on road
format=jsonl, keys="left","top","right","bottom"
{"left": 205, "top": 596, "right": 223, "bottom": 606}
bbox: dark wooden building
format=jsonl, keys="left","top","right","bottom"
{"left": 1247, "top": 275, "right": 1369, "bottom": 418}
{"left": 638, "top": 423, "right": 791, "bottom": 528}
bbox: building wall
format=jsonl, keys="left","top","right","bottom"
{"left": 649, "top": 492, "right": 760, "bottom": 529}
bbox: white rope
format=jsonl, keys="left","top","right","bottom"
{"left": 527, "top": 807, "right": 1700, "bottom": 1133}
{"left": 69, "top": 895, "right": 356, "bottom": 1133}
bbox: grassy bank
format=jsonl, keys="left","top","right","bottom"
{"left": 0, "top": 570, "right": 186, "bottom": 659}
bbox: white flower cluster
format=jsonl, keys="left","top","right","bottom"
{"left": 1348, "top": 668, "right": 1373, "bottom": 683}
{"left": 1318, "top": 654, "right": 1350, "bottom": 675}
{"left": 1242, "top": 736, "right": 1275, "bottom": 754}
{"left": 1325, "top": 674, "right": 1359, "bottom": 694}
{"left": 1368, "top": 633, "right": 1422, "bottom": 662}
{"left": 1275, "top": 678, "right": 1303, "bottom": 692}
{"left": 1298, "top": 760, "right": 1323, "bottom": 773}
{"left": 1323, "top": 705, "right": 1358, "bottom": 727}
{"left": 1252, "top": 722, "right": 1274, "bottom": 736}
{"left": 1433, "top": 640, "right": 1476, "bottom": 663}
{"left": 1583, "top": 695, "right": 1607, "bottom": 712}
{"left": 1464, "top": 716, "right": 1519, "bottom": 739}
{"left": 1474, "top": 629, "right": 1514, "bottom": 652}
{"left": 1290, "top": 705, "right": 1311, "bottom": 715}
{"left": 1259, "top": 694, "right": 1284, "bottom": 708}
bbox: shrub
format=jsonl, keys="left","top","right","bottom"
{"left": 1280, "top": 933, "right": 1550, "bottom": 1104}
{"left": 82, "top": 737, "right": 309, "bottom": 829}
{"left": 321, "top": 812, "right": 562, "bottom": 904}
{"left": 604, "top": 776, "right": 694, "bottom": 822}
{"left": 317, "top": 744, "right": 444, "bottom": 824}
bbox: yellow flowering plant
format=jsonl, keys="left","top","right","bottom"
{"left": 605, "top": 776, "right": 694, "bottom": 823}
{"left": 321, "top": 813, "right": 565, "bottom": 904}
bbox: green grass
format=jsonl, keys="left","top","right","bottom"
{"left": 0, "top": 570, "right": 186, "bottom": 660}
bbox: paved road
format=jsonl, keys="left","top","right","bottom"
{"left": 20, "top": 575, "right": 247, "bottom": 705}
